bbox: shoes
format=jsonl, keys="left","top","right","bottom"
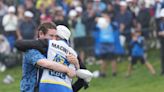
{"left": 92, "top": 71, "right": 106, "bottom": 78}
{"left": 112, "top": 72, "right": 117, "bottom": 77}
{"left": 161, "top": 72, "right": 164, "bottom": 76}
{"left": 99, "top": 72, "right": 106, "bottom": 78}
{"left": 3, "top": 75, "right": 14, "bottom": 84}
{"left": 92, "top": 70, "right": 100, "bottom": 78}
{"left": 0, "top": 62, "right": 6, "bottom": 72}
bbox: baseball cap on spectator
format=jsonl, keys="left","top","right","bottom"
{"left": 97, "top": 17, "right": 108, "bottom": 29}
{"left": 56, "top": 25, "right": 71, "bottom": 40}
{"left": 8, "top": 6, "right": 16, "bottom": 13}
{"left": 94, "top": 0, "right": 101, "bottom": 2}
{"left": 75, "top": 6, "right": 83, "bottom": 13}
{"left": 126, "top": 0, "right": 133, "bottom": 2}
{"left": 160, "top": 8, "right": 164, "bottom": 17}
{"left": 24, "top": 11, "right": 33, "bottom": 18}
{"left": 69, "top": 10, "right": 77, "bottom": 17}
{"left": 120, "top": 1, "right": 127, "bottom": 6}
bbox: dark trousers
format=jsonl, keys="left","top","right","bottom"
{"left": 155, "top": 18, "right": 161, "bottom": 32}
{"left": 34, "top": 87, "right": 39, "bottom": 92}
{"left": 0, "top": 53, "right": 6, "bottom": 64}
{"left": 160, "top": 39, "right": 164, "bottom": 74}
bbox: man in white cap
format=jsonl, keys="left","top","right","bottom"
{"left": 115, "top": 1, "right": 133, "bottom": 42}
{"left": 17, "top": 11, "right": 37, "bottom": 40}
{"left": 2, "top": 6, "right": 18, "bottom": 51}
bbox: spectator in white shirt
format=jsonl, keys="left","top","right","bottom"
{"left": 2, "top": 6, "right": 18, "bottom": 51}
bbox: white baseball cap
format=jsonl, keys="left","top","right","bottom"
{"left": 69, "top": 10, "right": 77, "bottom": 17}
{"left": 97, "top": 17, "right": 108, "bottom": 28}
{"left": 56, "top": 25, "right": 71, "bottom": 40}
{"left": 160, "top": 8, "right": 164, "bottom": 17}
{"left": 8, "top": 6, "right": 16, "bottom": 13}
{"left": 75, "top": 6, "right": 83, "bottom": 13}
{"left": 126, "top": 0, "right": 133, "bottom": 2}
{"left": 94, "top": 0, "right": 101, "bottom": 2}
{"left": 24, "top": 11, "right": 34, "bottom": 18}
{"left": 120, "top": 1, "right": 127, "bottom": 6}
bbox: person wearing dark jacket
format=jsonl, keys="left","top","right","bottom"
{"left": 137, "top": 2, "right": 151, "bottom": 38}
{"left": 158, "top": 8, "right": 164, "bottom": 75}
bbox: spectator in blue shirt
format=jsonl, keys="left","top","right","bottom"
{"left": 113, "top": 21, "right": 125, "bottom": 58}
{"left": 94, "top": 11, "right": 117, "bottom": 77}
{"left": 126, "top": 27, "right": 156, "bottom": 77}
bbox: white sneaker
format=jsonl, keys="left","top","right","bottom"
{"left": 92, "top": 70, "right": 100, "bottom": 78}
{"left": 3, "top": 75, "right": 14, "bottom": 84}
{"left": 0, "top": 63, "right": 6, "bottom": 72}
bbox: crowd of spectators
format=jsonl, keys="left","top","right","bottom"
{"left": 0, "top": 0, "right": 164, "bottom": 77}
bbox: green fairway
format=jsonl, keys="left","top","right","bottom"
{"left": 0, "top": 50, "right": 164, "bottom": 92}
